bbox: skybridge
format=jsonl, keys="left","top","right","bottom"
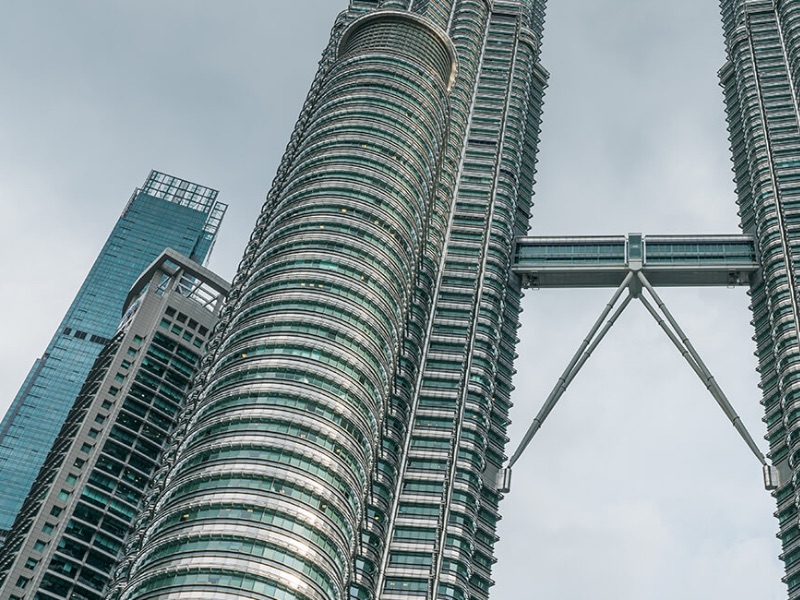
{"left": 500, "top": 233, "right": 776, "bottom": 494}
{"left": 512, "top": 233, "right": 759, "bottom": 289}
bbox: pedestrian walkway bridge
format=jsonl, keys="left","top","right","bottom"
{"left": 512, "top": 233, "right": 758, "bottom": 288}
{"left": 500, "top": 232, "right": 777, "bottom": 493}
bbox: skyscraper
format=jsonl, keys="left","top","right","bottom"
{"left": 0, "top": 171, "right": 227, "bottom": 541}
{"left": 721, "top": 1, "right": 800, "bottom": 596}
{"left": 93, "top": 0, "right": 800, "bottom": 599}
{"left": 0, "top": 249, "right": 229, "bottom": 600}
{"left": 109, "top": 2, "right": 546, "bottom": 600}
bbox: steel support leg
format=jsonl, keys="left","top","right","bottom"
{"left": 499, "top": 268, "right": 774, "bottom": 494}
{"left": 508, "top": 273, "right": 634, "bottom": 468}
{"left": 636, "top": 272, "right": 767, "bottom": 467}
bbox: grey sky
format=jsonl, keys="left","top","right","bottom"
{"left": 0, "top": 1, "right": 784, "bottom": 598}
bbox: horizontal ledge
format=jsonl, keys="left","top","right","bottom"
{"left": 515, "top": 269, "right": 755, "bottom": 289}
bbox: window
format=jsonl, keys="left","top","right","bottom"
{"left": 74, "top": 502, "right": 101, "bottom": 525}
{"left": 65, "top": 519, "right": 94, "bottom": 542}
{"left": 388, "top": 552, "right": 433, "bottom": 567}
{"left": 398, "top": 503, "right": 439, "bottom": 517}
{"left": 384, "top": 578, "right": 427, "bottom": 594}
{"left": 403, "top": 480, "right": 443, "bottom": 495}
{"left": 40, "top": 573, "right": 71, "bottom": 596}
{"left": 393, "top": 527, "right": 436, "bottom": 542}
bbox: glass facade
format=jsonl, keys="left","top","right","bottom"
{"left": 0, "top": 171, "right": 226, "bottom": 538}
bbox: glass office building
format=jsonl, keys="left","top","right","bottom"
{"left": 110, "top": 2, "right": 547, "bottom": 600}
{"left": 0, "top": 171, "right": 226, "bottom": 541}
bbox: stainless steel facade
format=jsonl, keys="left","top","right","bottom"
{"left": 110, "top": 2, "right": 547, "bottom": 600}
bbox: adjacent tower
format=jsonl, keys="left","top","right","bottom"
{"left": 0, "top": 250, "right": 229, "bottom": 600}
{"left": 0, "top": 171, "right": 226, "bottom": 542}
{"left": 721, "top": 1, "right": 800, "bottom": 596}
{"left": 110, "top": 2, "right": 547, "bottom": 600}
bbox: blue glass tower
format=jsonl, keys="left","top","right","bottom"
{"left": 0, "top": 170, "right": 226, "bottom": 539}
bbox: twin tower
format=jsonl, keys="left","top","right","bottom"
{"left": 9, "top": 1, "right": 800, "bottom": 599}
{"left": 111, "top": 1, "right": 800, "bottom": 598}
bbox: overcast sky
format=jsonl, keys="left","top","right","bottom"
{"left": 0, "top": 1, "right": 785, "bottom": 598}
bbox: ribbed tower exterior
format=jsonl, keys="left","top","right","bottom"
{"left": 721, "top": 0, "right": 800, "bottom": 595}
{"left": 110, "top": 1, "right": 547, "bottom": 600}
